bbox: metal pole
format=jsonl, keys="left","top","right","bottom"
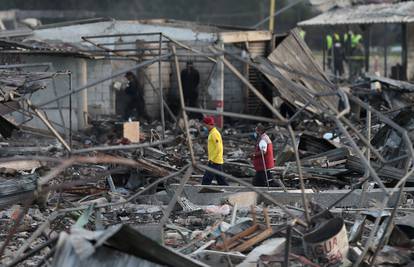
{"left": 369, "top": 182, "right": 405, "bottom": 266}
{"left": 69, "top": 72, "right": 73, "bottom": 149}
{"left": 252, "top": 0, "right": 305, "bottom": 29}
{"left": 163, "top": 34, "right": 216, "bottom": 63}
{"left": 260, "top": 149, "right": 270, "bottom": 190}
{"left": 0, "top": 63, "right": 53, "bottom": 69}
{"left": 334, "top": 116, "right": 388, "bottom": 193}
{"left": 71, "top": 137, "right": 175, "bottom": 154}
{"left": 77, "top": 59, "right": 88, "bottom": 130}
{"left": 159, "top": 33, "right": 165, "bottom": 138}
{"left": 29, "top": 103, "right": 71, "bottom": 152}
{"left": 51, "top": 76, "right": 68, "bottom": 139}
{"left": 218, "top": 53, "right": 286, "bottom": 122}
{"left": 283, "top": 224, "right": 292, "bottom": 267}
{"left": 269, "top": 0, "right": 276, "bottom": 32}
{"left": 323, "top": 29, "right": 326, "bottom": 71}
{"left": 332, "top": 34, "right": 335, "bottom": 75}
{"left": 366, "top": 105, "right": 372, "bottom": 172}
{"left": 172, "top": 45, "right": 196, "bottom": 164}
{"left": 142, "top": 71, "right": 177, "bottom": 122}
{"left": 159, "top": 166, "right": 193, "bottom": 228}
{"left": 402, "top": 23, "right": 407, "bottom": 80}
{"left": 383, "top": 24, "right": 388, "bottom": 77}
{"left": 82, "top": 32, "right": 163, "bottom": 39}
{"left": 216, "top": 39, "right": 224, "bottom": 128}
{"left": 185, "top": 106, "right": 284, "bottom": 124}
{"left": 287, "top": 125, "right": 310, "bottom": 223}
{"left": 364, "top": 26, "right": 371, "bottom": 73}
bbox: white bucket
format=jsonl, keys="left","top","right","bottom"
{"left": 303, "top": 218, "right": 349, "bottom": 266}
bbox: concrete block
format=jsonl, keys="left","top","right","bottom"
{"left": 228, "top": 192, "right": 257, "bottom": 208}
{"left": 172, "top": 184, "right": 404, "bottom": 208}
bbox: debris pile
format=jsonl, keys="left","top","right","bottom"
{"left": 0, "top": 28, "right": 413, "bottom": 267}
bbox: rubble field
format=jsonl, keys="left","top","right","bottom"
{"left": 0, "top": 29, "right": 413, "bottom": 267}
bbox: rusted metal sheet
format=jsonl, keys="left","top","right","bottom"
{"left": 0, "top": 101, "right": 20, "bottom": 115}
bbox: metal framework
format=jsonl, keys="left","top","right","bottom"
{"left": 1, "top": 31, "right": 413, "bottom": 267}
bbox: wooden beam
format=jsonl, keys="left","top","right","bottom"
{"left": 233, "top": 228, "right": 274, "bottom": 252}
{"left": 216, "top": 225, "right": 259, "bottom": 250}
{"left": 219, "top": 31, "right": 272, "bottom": 43}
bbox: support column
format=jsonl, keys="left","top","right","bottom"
{"left": 402, "top": 23, "right": 408, "bottom": 80}
{"left": 159, "top": 33, "right": 165, "bottom": 138}
{"left": 269, "top": 0, "right": 275, "bottom": 32}
{"left": 383, "top": 24, "right": 388, "bottom": 77}
{"left": 216, "top": 39, "right": 224, "bottom": 129}
{"left": 77, "top": 59, "right": 88, "bottom": 129}
{"left": 322, "top": 29, "right": 326, "bottom": 71}
{"left": 364, "top": 26, "right": 371, "bottom": 73}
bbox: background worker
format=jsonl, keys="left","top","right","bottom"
{"left": 201, "top": 116, "right": 228, "bottom": 185}
{"left": 333, "top": 33, "right": 345, "bottom": 78}
{"left": 326, "top": 34, "right": 333, "bottom": 69}
{"left": 349, "top": 32, "right": 364, "bottom": 80}
{"left": 124, "top": 71, "right": 150, "bottom": 122}
{"left": 252, "top": 124, "right": 275, "bottom": 187}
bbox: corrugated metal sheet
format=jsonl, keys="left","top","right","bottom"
{"left": 247, "top": 41, "right": 267, "bottom": 114}
{"left": 0, "top": 29, "right": 33, "bottom": 38}
{"left": 299, "top": 2, "right": 414, "bottom": 26}
{"left": 0, "top": 38, "right": 93, "bottom": 57}
{"left": 259, "top": 29, "right": 339, "bottom": 114}
{"left": 51, "top": 225, "right": 207, "bottom": 267}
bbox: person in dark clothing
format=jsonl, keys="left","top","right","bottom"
{"left": 180, "top": 61, "right": 200, "bottom": 107}
{"left": 124, "top": 71, "right": 150, "bottom": 121}
{"left": 279, "top": 102, "right": 296, "bottom": 119}
{"left": 333, "top": 36, "right": 345, "bottom": 77}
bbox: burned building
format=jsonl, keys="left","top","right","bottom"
{"left": 0, "top": 19, "right": 273, "bottom": 131}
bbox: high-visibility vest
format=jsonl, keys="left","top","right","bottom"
{"left": 351, "top": 34, "right": 362, "bottom": 48}
{"left": 326, "top": 35, "right": 333, "bottom": 49}
{"left": 299, "top": 29, "right": 306, "bottom": 39}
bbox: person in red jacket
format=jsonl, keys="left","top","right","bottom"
{"left": 252, "top": 124, "right": 275, "bottom": 187}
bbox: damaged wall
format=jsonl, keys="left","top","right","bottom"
{"left": 169, "top": 41, "right": 246, "bottom": 115}
{"left": 4, "top": 20, "right": 271, "bottom": 130}
{"left": 9, "top": 54, "right": 114, "bottom": 131}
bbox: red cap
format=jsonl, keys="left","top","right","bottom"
{"left": 203, "top": 116, "right": 215, "bottom": 126}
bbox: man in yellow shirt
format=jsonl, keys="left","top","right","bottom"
{"left": 201, "top": 116, "right": 228, "bottom": 185}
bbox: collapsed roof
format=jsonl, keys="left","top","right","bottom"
{"left": 0, "top": 70, "right": 52, "bottom": 102}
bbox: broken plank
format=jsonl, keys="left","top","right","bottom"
{"left": 0, "top": 160, "right": 42, "bottom": 172}
{"left": 215, "top": 224, "right": 260, "bottom": 251}
{"left": 233, "top": 228, "right": 274, "bottom": 252}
